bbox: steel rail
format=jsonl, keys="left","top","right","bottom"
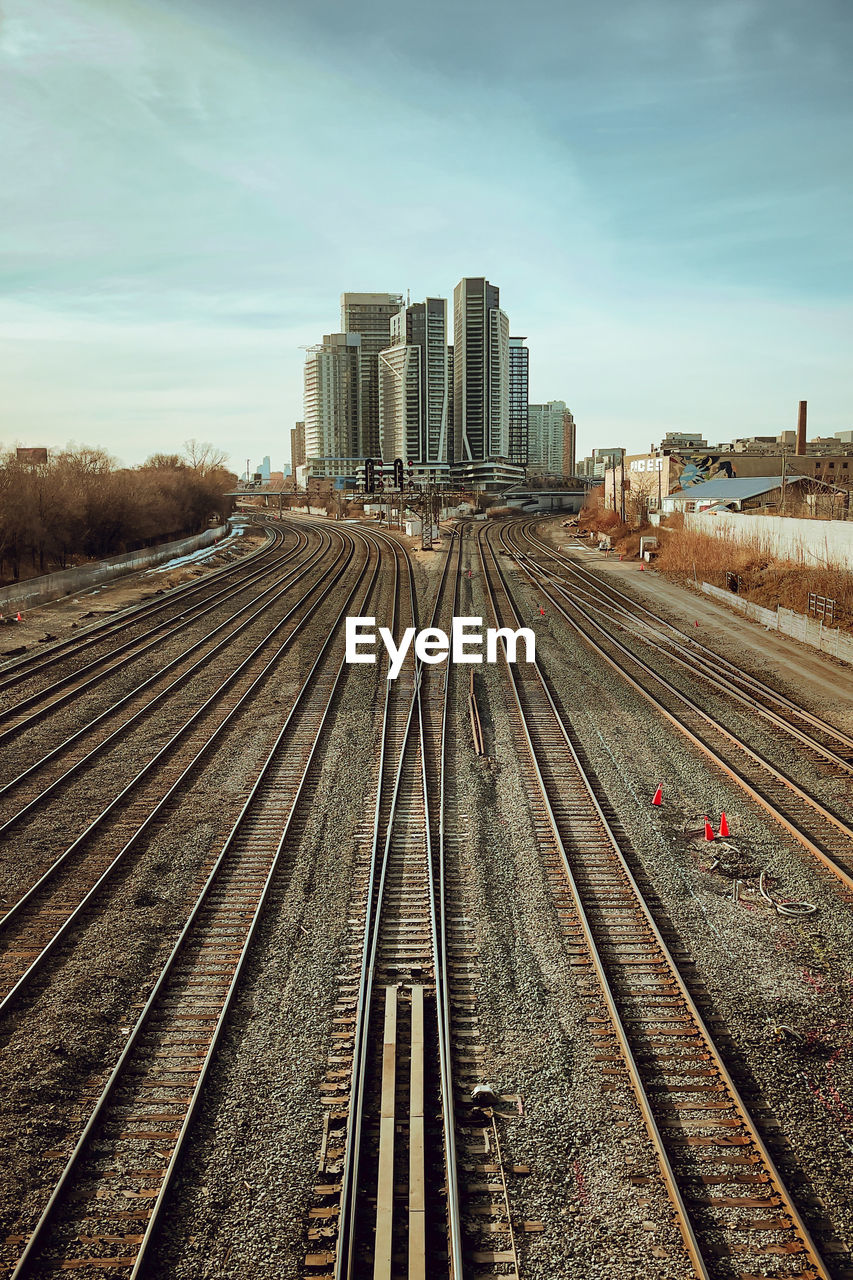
{"left": 0, "top": 524, "right": 306, "bottom": 735}
{"left": 334, "top": 522, "right": 466, "bottom": 1280}
{"left": 334, "top": 528, "right": 414, "bottom": 1280}
{"left": 429, "top": 526, "right": 466, "bottom": 1280}
{"left": 478, "top": 520, "right": 832, "bottom": 1280}
{"left": 8, "top": 526, "right": 382, "bottom": 1279}
{"left": 522, "top": 519, "right": 853, "bottom": 763}
{"left": 511, "top": 521, "right": 853, "bottom": 780}
{"left": 502, "top": 522, "right": 853, "bottom": 896}
{"left": 536, "top": 569, "right": 853, "bottom": 777}
{"left": 0, "top": 516, "right": 283, "bottom": 692}
{"left": 0, "top": 527, "right": 358, "bottom": 1015}
{"left": 0, "top": 526, "right": 331, "bottom": 831}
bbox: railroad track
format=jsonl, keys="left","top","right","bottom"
{"left": 518, "top": 520, "right": 853, "bottom": 773}
{"left": 0, "top": 523, "right": 334, "bottom": 842}
{"left": 499, "top": 520, "right": 853, "bottom": 899}
{"left": 317, "top": 526, "right": 437, "bottom": 1279}
{"left": 0, "top": 522, "right": 308, "bottom": 740}
{"left": 3, "top": 523, "right": 385, "bottom": 1278}
{"left": 478, "top": 520, "right": 839, "bottom": 1280}
{"left": 0, "top": 517, "right": 283, "bottom": 701}
{"left": 308, "top": 523, "right": 526, "bottom": 1280}
{"left": 0, "top": 526, "right": 362, "bottom": 1017}
{"left": 307, "top": 527, "right": 462, "bottom": 1280}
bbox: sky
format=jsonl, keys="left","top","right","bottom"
{"left": 1, "top": 0, "right": 852, "bottom": 470}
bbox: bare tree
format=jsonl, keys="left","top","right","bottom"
{"left": 183, "top": 440, "right": 229, "bottom": 476}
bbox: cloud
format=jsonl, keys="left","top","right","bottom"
{"left": 1, "top": 0, "right": 851, "bottom": 465}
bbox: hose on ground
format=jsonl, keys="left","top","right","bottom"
{"left": 759, "top": 869, "right": 817, "bottom": 917}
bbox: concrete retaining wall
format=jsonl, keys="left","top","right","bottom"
{"left": 0, "top": 523, "right": 230, "bottom": 613}
{"left": 701, "top": 581, "right": 853, "bottom": 664}
{"left": 684, "top": 511, "right": 853, "bottom": 568}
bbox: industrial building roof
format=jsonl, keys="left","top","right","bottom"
{"left": 667, "top": 474, "right": 801, "bottom": 502}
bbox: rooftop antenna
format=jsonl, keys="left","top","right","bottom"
{"left": 406, "top": 288, "right": 411, "bottom": 306}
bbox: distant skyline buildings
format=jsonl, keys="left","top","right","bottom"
{"left": 527, "top": 401, "right": 575, "bottom": 476}
{"left": 341, "top": 293, "right": 404, "bottom": 460}
{"left": 301, "top": 277, "right": 576, "bottom": 486}
{"left": 303, "top": 333, "right": 361, "bottom": 464}
{"left": 508, "top": 337, "right": 529, "bottom": 467}
{"left": 452, "top": 277, "right": 510, "bottom": 474}
{"left": 378, "top": 297, "right": 450, "bottom": 471}
{"left": 6, "top": 3, "right": 851, "bottom": 471}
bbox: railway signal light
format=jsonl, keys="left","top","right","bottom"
{"left": 393, "top": 457, "right": 404, "bottom": 489}
{"left": 365, "top": 458, "right": 375, "bottom": 493}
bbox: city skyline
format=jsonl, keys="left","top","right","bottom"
{"left": 1, "top": 0, "right": 852, "bottom": 469}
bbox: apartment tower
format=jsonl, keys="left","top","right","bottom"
{"left": 378, "top": 298, "right": 449, "bottom": 469}
{"left": 528, "top": 400, "right": 571, "bottom": 475}
{"left": 340, "top": 293, "right": 404, "bottom": 458}
{"left": 452, "top": 277, "right": 510, "bottom": 469}
{"left": 303, "top": 334, "right": 361, "bottom": 466}
{"left": 508, "top": 336, "right": 529, "bottom": 466}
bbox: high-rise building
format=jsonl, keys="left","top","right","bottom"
{"left": 378, "top": 298, "right": 449, "bottom": 471}
{"left": 291, "top": 421, "right": 306, "bottom": 470}
{"left": 452, "top": 277, "right": 510, "bottom": 471}
{"left": 340, "top": 293, "right": 404, "bottom": 458}
{"left": 303, "top": 334, "right": 361, "bottom": 470}
{"left": 446, "top": 345, "right": 454, "bottom": 463}
{"left": 508, "top": 337, "right": 529, "bottom": 466}
{"left": 528, "top": 401, "right": 572, "bottom": 475}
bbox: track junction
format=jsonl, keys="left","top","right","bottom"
{"left": 0, "top": 514, "right": 850, "bottom": 1280}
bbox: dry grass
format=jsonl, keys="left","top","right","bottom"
{"left": 652, "top": 526, "right": 853, "bottom": 632}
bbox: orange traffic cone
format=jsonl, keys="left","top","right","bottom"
{"left": 694, "top": 620, "right": 699, "bottom": 628}
{"left": 539, "top": 606, "right": 545, "bottom": 616}
{"left": 16, "top": 612, "right": 22, "bottom": 622}
{"left": 652, "top": 786, "right": 663, "bottom": 806}
{"left": 638, "top": 562, "right": 645, "bottom": 571}
{"left": 703, "top": 816, "right": 715, "bottom": 841}
{"left": 718, "top": 812, "right": 729, "bottom": 838}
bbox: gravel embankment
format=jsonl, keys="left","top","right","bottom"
{"left": 0, "top": 546, "right": 370, "bottom": 1269}
{"left": 7, "top": 518, "right": 849, "bottom": 1277}
{"left": 525, "top": 533, "right": 852, "bottom": 824}
{"left": 0, "top": 536, "right": 346, "bottom": 904}
{"left": 500, "top": 538, "right": 853, "bottom": 1265}
{"left": 449, "top": 560, "right": 694, "bottom": 1279}
{"left": 145, "top": 660, "right": 384, "bottom": 1278}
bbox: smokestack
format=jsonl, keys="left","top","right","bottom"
{"left": 796, "top": 400, "right": 807, "bottom": 455}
